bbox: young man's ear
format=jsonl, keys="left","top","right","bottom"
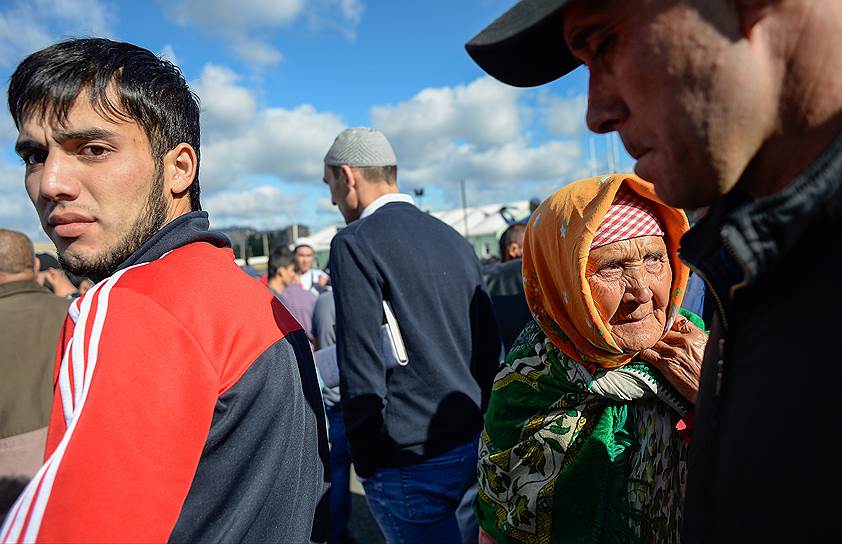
{"left": 164, "top": 143, "right": 198, "bottom": 196}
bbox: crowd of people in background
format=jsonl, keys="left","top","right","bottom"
{"left": 3, "top": 0, "right": 842, "bottom": 542}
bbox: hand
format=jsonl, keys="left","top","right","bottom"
{"left": 42, "top": 268, "right": 79, "bottom": 298}
{"left": 640, "top": 317, "right": 707, "bottom": 404}
{"left": 318, "top": 275, "right": 330, "bottom": 287}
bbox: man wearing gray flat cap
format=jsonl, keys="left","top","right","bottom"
{"left": 468, "top": 1, "right": 842, "bottom": 543}
{"left": 323, "top": 127, "right": 502, "bottom": 543}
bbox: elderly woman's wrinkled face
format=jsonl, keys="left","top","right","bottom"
{"left": 586, "top": 235, "right": 672, "bottom": 352}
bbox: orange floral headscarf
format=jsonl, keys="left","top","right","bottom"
{"left": 522, "top": 174, "right": 690, "bottom": 370}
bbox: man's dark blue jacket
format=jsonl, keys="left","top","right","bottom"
{"left": 329, "top": 201, "right": 501, "bottom": 477}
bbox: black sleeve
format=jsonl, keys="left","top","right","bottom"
{"left": 170, "top": 330, "right": 330, "bottom": 543}
{"left": 328, "top": 234, "right": 388, "bottom": 477}
{"left": 471, "top": 284, "right": 503, "bottom": 412}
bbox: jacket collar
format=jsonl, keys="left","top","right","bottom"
{"left": 0, "top": 279, "right": 51, "bottom": 299}
{"left": 111, "top": 211, "right": 230, "bottom": 277}
{"left": 359, "top": 193, "right": 415, "bottom": 220}
{"left": 682, "top": 132, "right": 842, "bottom": 299}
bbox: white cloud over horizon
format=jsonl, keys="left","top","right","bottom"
{"left": 371, "top": 77, "right": 584, "bottom": 203}
{"left": 192, "top": 64, "right": 347, "bottom": 190}
{"left": 0, "top": 161, "right": 45, "bottom": 240}
{"left": 204, "top": 185, "right": 302, "bottom": 230}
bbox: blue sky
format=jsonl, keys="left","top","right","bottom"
{"left": 0, "top": 0, "right": 632, "bottom": 240}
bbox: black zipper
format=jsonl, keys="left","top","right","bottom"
{"left": 680, "top": 237, "right": 749, "bottom": 398}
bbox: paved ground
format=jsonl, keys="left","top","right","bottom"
{"left": 345, "top": 466, "right": 385, "bottom": 543}
{"left": 347, "top": 492, "right": 384, "bottom": 543}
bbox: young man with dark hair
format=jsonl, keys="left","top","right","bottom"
{"left": 468, "top": 1, "right": 842, "bottom": 541}
{"left": 268, "top": 246, "right": 317, "bottom": 341}
{"left": 497, "top": 222, "right": 526, "bottom": 263}
{"left": 2, "top": 38, "right": 328, "bottom": 543}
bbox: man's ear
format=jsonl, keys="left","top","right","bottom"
{"left": 163, "top": 143, "right": 197, "bottom": 196}
{"left": 340, "top": 164, "right": 356, "bottom": 190}
{"left": 507, "top": 242, "right": 521, "bottom": 259}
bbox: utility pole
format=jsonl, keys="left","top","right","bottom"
{"left": 413, "top": 187, "right": 425, "bottom": 210}
{"left": 460, "top": 179, "right": 470, "bottom": 238}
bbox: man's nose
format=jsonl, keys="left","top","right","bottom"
{"left": 585, "top": 70, "right": 628, "bottom": 134}
{"left": 39, "top": 151, "right": 80, "bottom": 202}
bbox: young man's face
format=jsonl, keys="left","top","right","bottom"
{"left": 278, "top": 263, "right": 296, "bottom": 287}
{"left": 16, "top": 94, "right": 168, "bottom": 279}
{"left": 563, "top": 0, "right": 773, "bottom": 208}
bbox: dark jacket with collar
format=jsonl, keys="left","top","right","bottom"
{"left": 681, "top": 136, "right": 842, "bottom": 543}
{"left": 329, "top": 201, "right": 502, "bottom": 477}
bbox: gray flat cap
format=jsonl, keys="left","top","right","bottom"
{"left": 324, "top": 127, "right": 397, "bottom": 167}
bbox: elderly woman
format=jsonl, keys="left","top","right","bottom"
{"left": 475, "top": 175, "right": 706, "bottom": 544}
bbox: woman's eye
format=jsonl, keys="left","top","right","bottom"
{"left": 599, "top": 262, "right": 623, "bottom": 275}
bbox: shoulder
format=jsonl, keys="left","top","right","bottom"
{"left": 106, "top": 241, "right": 299, "bottom": 347}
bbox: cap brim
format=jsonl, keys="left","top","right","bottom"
{"left": 465, "top": 0, "right": 579, "bottom": 88}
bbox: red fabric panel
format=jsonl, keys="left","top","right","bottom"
{"left": 35, "top": 289, "right": 218, "bottom": 543}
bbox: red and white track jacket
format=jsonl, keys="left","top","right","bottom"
{"left": 1, "top": 213, "right": 329, "bottom": 543}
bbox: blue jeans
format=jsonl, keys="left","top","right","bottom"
{"left": 361, "top": 440, "right": 478, "bottom": 544}
{"left": 326, "top": 405, "right": 352, "bottom": 543}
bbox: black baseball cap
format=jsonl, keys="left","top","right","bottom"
{"left": 465, "top": 0, "right": 578, "bottom": 88}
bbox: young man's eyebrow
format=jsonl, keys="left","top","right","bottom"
{"left": 52, "top": 127, "right": 117, "bottom": 144}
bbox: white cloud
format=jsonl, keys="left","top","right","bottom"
{"left": 204, "top": 185, "right": 301, "bottom": 229}
{"left": 0, "top": 160, "right": 44, "bottom": 239}
{"left": 305, "top": 0, "right": 364, "bottom": 41}
{"left": 371, "top": 77, "right": 523, "bottom": 167}
{"left": 371, "top": 77, "right": 583, "bottom": 203}
{"left": 171, "top": 0, "right": 363, "bottom": 69}
{"left": 159, "top": 43, "right": 179, "bottom": 66}
{"left": 0, "top": 0, "right": 117, "bottom": 67}
{"left": 192, "top": 64, "right": 346, "bottom": 191}
{"left": 541, "top": 94, "right": 587, "bottom": 137}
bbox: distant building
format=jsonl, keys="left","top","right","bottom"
{"left": 220, "top": 224, "right": 311, "bottom": 262}
{"left": 306, "top": 200, "right": 532, "bottom": 265}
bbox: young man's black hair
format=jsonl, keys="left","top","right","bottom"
{"left": 498, "top": 222, "right": 527, "bottom": 261}
{"left": 268, "top": 246, "right": 295, "bottom": 278}
{"left": 7, "top": 38, "right": 202, "bottom": 210}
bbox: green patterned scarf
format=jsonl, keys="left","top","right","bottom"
{"left": 475, "top": 316, "right": 697, "bottom": 544}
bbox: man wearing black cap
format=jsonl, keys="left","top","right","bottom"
{"left": 467, "top": 1, "right": 842, "bottom": 541}
{"left": 323, "top": 127, "right": 502, "bottom": 543}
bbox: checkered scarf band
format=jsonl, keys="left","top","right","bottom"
{"left": 591, "top": 187, "right": 664, "bottom": 248}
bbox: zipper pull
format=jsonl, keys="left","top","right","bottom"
{"left": 715, "top": 337, "right": 725, "bottom": 396}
